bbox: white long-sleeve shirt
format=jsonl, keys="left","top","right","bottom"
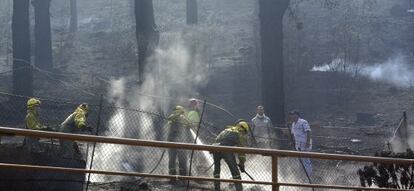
{"left": 291, "top": 118, "right": 312, "bottom": 150}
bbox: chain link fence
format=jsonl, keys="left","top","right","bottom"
{"left": 0, "top": 91, "right": 410, "bottom": 191}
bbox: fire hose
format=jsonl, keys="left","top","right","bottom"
{"left": 135, "top": 112, "right": 170, "bottom": 182}
{"left": 186, "top": 100, "right": 207, "bottom": 191}
{"left": 243, "top": 171, "right": 256, "bottom": 181}
{"left": 201, "top": 159, "right": 257, "bottom": 181}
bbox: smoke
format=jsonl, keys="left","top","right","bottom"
{"left": 106, "top": 33, "right": 209, "bottom": 124}
{"left": 311, "top": 55, "right": 414, "bottom": 88}
{"left": 362, "top": 57, "right": 413, "bottom": 88}
{"left": 89, "top": 32, "right": 210, "bottom": 182}
{"left": 389, "top": 124, "right": 414, "bottom": 153}
{"left": 131, "top": 37, "right": 208, "bottom": 113}
{"left": 107, "top": 78, "right": 126, "bottom": 106}
{"left": 90, "top": 78, "right": 127, "bottom": 182}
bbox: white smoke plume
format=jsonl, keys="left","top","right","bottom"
{"left": 311, "top": 55, "right": 414, "bottom": 88}
{"left": 132, "top": 37, "right": 208, "bottom": 113}
{"left": 104, "top": 32, "right": 210, "bottom": 114}
{"left": 389, "top": 124, "right": 414, "bottom": 153}
{"left": 90, "top": 33, "right": 209, "bottom": 182}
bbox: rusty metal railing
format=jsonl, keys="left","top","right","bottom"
{"left": 0, "top": 126, "right": 413, "bottom": 191}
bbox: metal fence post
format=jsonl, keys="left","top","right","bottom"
{"left": 272, "top": 155, "right": 279, "bottom": 191}
{"left": 186, "top": 100, "right": 207, "bottom": 191}
{"left": 85, "top": 95, "right": 103, "bottom": 191}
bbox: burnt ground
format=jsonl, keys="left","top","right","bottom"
{"left": 88, "top": 180, "right": 211, "bottom": 191}
{"left": 285, "top": 71, "right": 414, "bottom": 155}
{"left": 0, "top": 140, "right": 86, "bottom": 191}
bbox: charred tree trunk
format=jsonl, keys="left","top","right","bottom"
{"left": 70, "top": 0, "right": 77, "bottom": 32}
{"left": 33, "top": 0, "right": 53, "bottom": 70}
{"left": 258, "top": 0, "right": 289, "bottom": 124}
{"left": 12, "top": 0, "right": 33, "bottom": 96}
{"left": 134, "top": 0, "right": 162, "bottom": 162}
{"left": 135, "top": 0, "right": 159, "bottom": 83}
{"left": 186, "top": 0, "right": 198, "bottom": 25}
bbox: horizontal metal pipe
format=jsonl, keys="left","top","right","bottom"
{"left": 0, "top": 162, "right": 410, "bottom": 191}
{"left": 1, "top": 126, "right": 413, "bottom": 164}
{"left": 0, "top": 162, "right": 271, "bottom": 185}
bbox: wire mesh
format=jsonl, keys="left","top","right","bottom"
{"left": 0, "top": 92, "right": 411, "bottom": 191}
{"left": 278, "top": 158, "right": 366, "bottom": 191}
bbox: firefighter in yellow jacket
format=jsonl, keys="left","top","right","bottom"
{"left": 213, "top": 119, "right": 249, "bottom": 191}
{"left": 59, "top": 103, "right": 90, "bottom": 158}
{"left": 167, "top": 105, "right": 192, "bottom": 175}
{"left": 187, "top": 98, "right": 200, "bottom": 127}
{"left": 25, "top": 98, "right": 47, "bottom": 152}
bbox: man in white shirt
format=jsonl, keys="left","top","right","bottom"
{"left": 251, "top": 105, "right": 273, "bottom": 148}
{"left": 289, "top": 110, "right": 312, "bottom": 176}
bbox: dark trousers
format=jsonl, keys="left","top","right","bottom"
{"left": 167, "top": 127, "right": 191, "bottom": 176}
{"left": 213, "top": 152, "right": 242, "bottom": 191}
{"left": 168, "top": 149, "right": 188, "bottom": 175}
{"left": 60, "top": 126, "right": 76, "bottom": 158}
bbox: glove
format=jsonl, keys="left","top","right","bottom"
{"left": 238, "top": 163, "right": 245, "bottom": 173}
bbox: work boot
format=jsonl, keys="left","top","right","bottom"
{"left": 214, "top": 182, "right": 220, "bottom": 191}
{"left": 234, "top": 183, "right": 243, "bottom": 191}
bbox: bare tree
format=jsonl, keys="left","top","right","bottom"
{"left": 12, "top": 0, "right": 33, "bottom": 96}
{"left": 258, "top": 0, "right": 289, "bottom": 124}
{"left": 258, "top": 0, "right": 336, "bottom": 124}
{"left": 186, "top": 0, "right": 198, "bottom": 25}
{"left": 32, "top": 0, "right": 53, "bottom": 70}
{"left": 70, "top": 0, "right": 77, "bottom": 32}
{"left": 135, "top": 0, "right": 159, "bottom": 82}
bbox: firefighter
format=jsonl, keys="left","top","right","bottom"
{"left": 167, "top": 105, "right": 192, "bottom": 176}
{"left": 59, "top": 103, "right": 91, "bottom": 158}
{"left": 187, "top": 98, "right": 200, "bottom": 127}
{"left": 213, "top": 119, "right": 249, "bottom": 191}
{"left": 25, "top": 98, "right": 47, "bottom": 152}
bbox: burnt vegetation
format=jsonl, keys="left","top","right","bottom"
{"left": 358, "top": 149, "right": 414, "bottom": 189}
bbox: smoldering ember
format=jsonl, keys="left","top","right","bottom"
{"left": 1, "top": 0, "right": 414, "bottom": 191}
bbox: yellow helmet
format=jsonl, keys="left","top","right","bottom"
{"left": 174, "top": 105, "right": 185, "bottom": 114}
{"left": 79, "top": 103, "right": 89, "bottom": 112}
{"left": 27, "top": 98, "right": 41, "bottom": 109}
{"left": 236, "top": 121, "right": 250, "bottom": 133}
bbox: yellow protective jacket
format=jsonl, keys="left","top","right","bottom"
{"left": 215, "top": 126, "right": 247, "bottom": 164}
{"left": 167, "top": 110, "right": 193, "bottom": 142}
{"left": 61, "top": 106, "right": 87, "bottom": 130}
{"left": 25, "top": 109, "right": 43, "bottom": 130}
{"left": 73, "top": 107, "right": 87, "bottom": 128}
{"left": 167, "top": 111, "right": 191, "bottom": 128}
{"left": 187, "top": 110, "right": 200, "bottom": 126}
